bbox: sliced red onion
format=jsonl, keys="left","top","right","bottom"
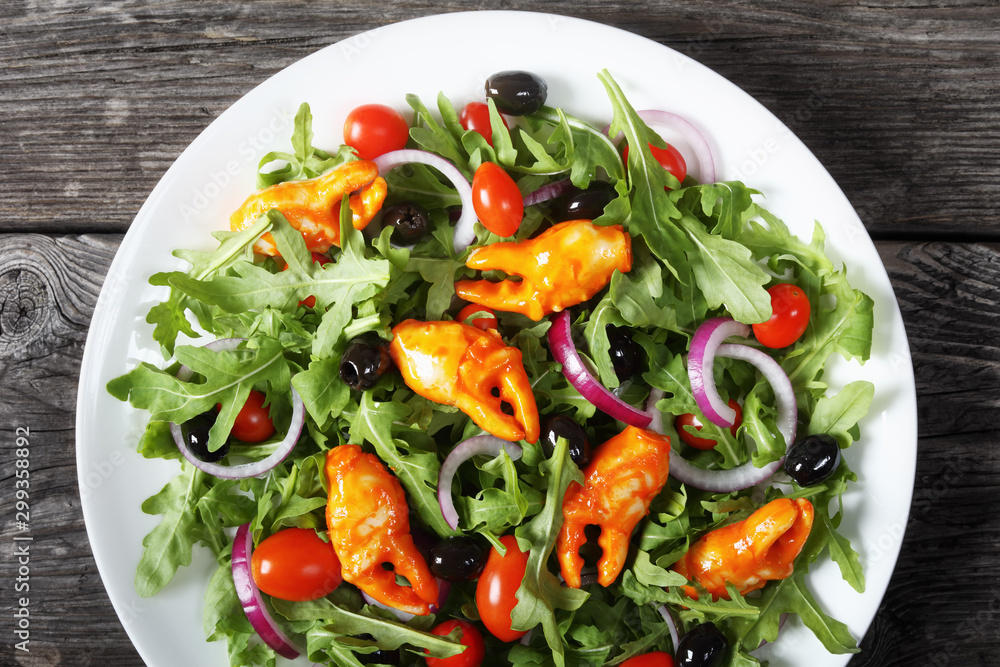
{"left": 648, "top": 342, "right": 797, "bottom": 493}
{"left": 688, "top": 318, "right": 751, "bottom": 428}
{"left": 438, "top": 435, "right": 523, "bottom": 530}
{"left": 231, "top": 523, "right": 300, "bottom": 660}
{"left": 522, "top": 177, "right": 573, "bottom": 208}
{"left": 656, "top": 605, "right": 680, "bottom": 653}
{"left": 547, "top": 310, "right": 652, "bottom": 428}
{"left": 605, "top": 111, "right": 717, "bottom": 184}
{"left": 373, "top": 149, "right": 478, "bottom": 252}
{"left": 635, "top": 110, "right": 716, "bottom": 184}
{"left": 171, "top": 338, "right": 305, "bottom": 479}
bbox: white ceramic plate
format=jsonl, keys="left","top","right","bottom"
{"left": 77, "top": 10, "right": 916, "bottom": 666}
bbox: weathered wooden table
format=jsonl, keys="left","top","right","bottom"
{"left": 1, "top": 1, "right": 997, "bottom": 665}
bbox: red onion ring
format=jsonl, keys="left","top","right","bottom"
{"left": 688, "top": 317, "right": 751, "bottom": 427}
{"left": 170, "top": 338, "right": 305, "bottom": 479}
{"left": 231, "top": 523, "right": 300, "bottom": 659}
{"left": 373, "top": 149, "right": 478, "bottom": 252}
{"left": 438, "top": 435, "right": 523, "bottom": 530}
{"left": 547, "top": 310, "right": 652, "bottom": 428}
{"left": 648, "top": 343, "right": 797, "bottom": 493}
{"left": 604, "top": 110, "right": 717, "bottom": 184}
{"left": 656, "top": 604, "right": 681, "bottom": 653}
{"left": 522, "top": 177, "right": 574, "bottom": 208}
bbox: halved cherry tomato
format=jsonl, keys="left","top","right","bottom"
{"left": 227, "top": 389, "right": 275, "bottom": 443}
{"left": 343, "top": 103, "right": 409, "bottom": 161}
{"left": 250, "top": 528, "right": 342, "bottom": 601}
{"left": 752, "top": 283, "right": 811, "bottom": 348}
{"left": 425, "top": 619, "right": 486, "bottom": 667}
{"left": 472, "top": 162, "right": 523, "bottom": 237}
{"left": 620, "top": 651, "right": 675, "bottom": 667}
{"left": 475, "top": 534, "right": 529, "bottom": 642}
{"left": 460, "top": 102, "right": 508, "bottom": 148}
{"left": 623, "top": 142, "right": 687, "bottom": 186}
{"left": 675, "top": 399, "right": 742, "bottom": 451}
{"left": 282, "top": 251, "right": 331, "bottom": 308}
{"left": 457, "top": 303, "right": 498, "bottom": 331}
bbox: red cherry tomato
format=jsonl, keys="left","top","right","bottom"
{"left": 250, "top": 528, "right": 343, "bottom": 601}
{"left": 620, "top": 651, "right": 675, "bottom": 667}
{"left": 228, "top": 390, "right": 276, "bottom": 443}
{"left": 675, "top": 399, "right": 742, "bottom": 451}
{"left": 460, "top": 102, "right": 508, "bottom": 148}
{"left": 457, "top": 303, "right": 498, "bottom": 331}
{"left": 472, "top": 162, "right": 524, "bottom": 237}
{"left": 752, "top": 283, "right": 811, "bottom": 348}
{"left": 343, "top": 103, "right": 409, "bottom": 161}
{"left": 282, "top": 252, "right": 331, "bottom": 308}
{"left": 623, "top": 142, "right": 688, "bottom": 185}
{"left": 425, "top": 619, "right": 486, "bottom": 667}
{"left": 475, "top": 534, "right": 529, "bottom": 642}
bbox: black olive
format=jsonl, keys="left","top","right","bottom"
{"left": 676, "top": 622, "right": 728, "bottom": 667}
{"left": 339, "top": 338, "right": 392, "bottom": 391}
{"left": 486, "top": 70, "right": 548, "bottom": 116}
{"left": 429, "top": 535, "right": 487, "bottom": 582}
{"left": 784, "top": 433, "right": 842, "bottom": 486}
{"left": 355, "top": 635, "right": 400, "bottom": 665}
{"left": 183, "top": 410, "right": 228, "bottom": 462}
{"left": 382, "top": 202, "right": 429, "bottom": 245}
{"left": 606, "top": 325, "right": 643, "bottom": 383}
{"left": 541, "top": 414, "right": 592, "bottom": 467}
{"left": 551, "top": 181, "right": 617, "bottom": 223}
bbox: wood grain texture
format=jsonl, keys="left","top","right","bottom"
{"left": 1, "top": 1, "right": 998, "bottom": 665}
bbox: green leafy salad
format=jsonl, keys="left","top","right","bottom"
{"left": 107, "top": 69, "right": 875, "bottom": 667}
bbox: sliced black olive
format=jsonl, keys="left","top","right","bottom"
{"left": 606, "top": 324, "right": 643, "bottom": 383}
{"left": 339, "top": 338, "right": 392, "bottom": 391}
{"left": 784, "top": 433, "right": 842, "bottom": 486}
{"left": 676, "top": 622, "right": 728, "bottom": 667}
{"left": 485, "top": 70, "right": 548, "bottom": 116}
{"left": 551, "top": 181, "right": 617, "bottom": 223}
{"left": 382, "top": 202, "right": 430, "bottom": 245}
{"left": 184, "top": 410, "right": 228, "bottom": 462}
{"left": 429, "top": 535, "right": 487, "bottom": 582}
{"left": 541, "top": 414, "right": 592, "bottom": 467}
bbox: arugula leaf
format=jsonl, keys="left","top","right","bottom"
{"left": 135, "top": 467, "right": 208, "bottom": 597}
{"left": 807, "top": 380, "right": 875, "bottom": 447}
{"left": 511, "top": 437, "right": 589, "bottom": 667}
{"left": 349, "top": 392, "right": 452, "bottom": 537}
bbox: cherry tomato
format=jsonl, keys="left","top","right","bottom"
{"left": 282, "top": 252, "right": 331, "bottom": 308}
{"left": 227, "top": 390, "right": 275, "bottom": 443}
{"left": 460, "top": 102, "right": 508, "bottom": 148}
{"left": 475, "top": 534, "right": 529, "bottom": 642}
{"left": 343, "top": 103, "right": 409, "bottom": 161}
{"left": 457, "top": 303, "right": 498, "bottom": 331}
{"left": 751, "top": 283, "right": 811, "bottom": 348}
{"left": 623, "top": 142, "right": 687, "bottom": 185}
{"left": 250, "top": 528, "right": 342, "bottom": 601}
{"left": 425, "top": 619, "right": 486, "bottom": 667}
{"left": 472, "top": 162, "right": 523, "bottom": 237}
{"left": 620, "top": 652, "right": 675, "bottom": 667}
{"left": 675, "top": 399, "right": 742, "bottom": 451}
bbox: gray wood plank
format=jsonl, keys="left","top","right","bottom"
{"left": 1, "top": 1, "right": 997, "bottom": 238}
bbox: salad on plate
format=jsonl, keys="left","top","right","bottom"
{"left": 106, "top": 68, "right": 875, "bottom": 667}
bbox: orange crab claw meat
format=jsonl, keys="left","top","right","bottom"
{"left": 325, "top": 444, "right": 439, "bottom": 615}
{"left": 558, "top": 425, "right": 672, "bottom": 588}
{"left": 389, "top": 319, "right": 539, "bottom": 443}
{"left": 454, "top": 219, "right": 632, "bottom": 321}
{"left": 672, "top": 497, "right": 814, "bottom": 599}
{"left": 230, "top": 159, "right": 387, "bottom": 256}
